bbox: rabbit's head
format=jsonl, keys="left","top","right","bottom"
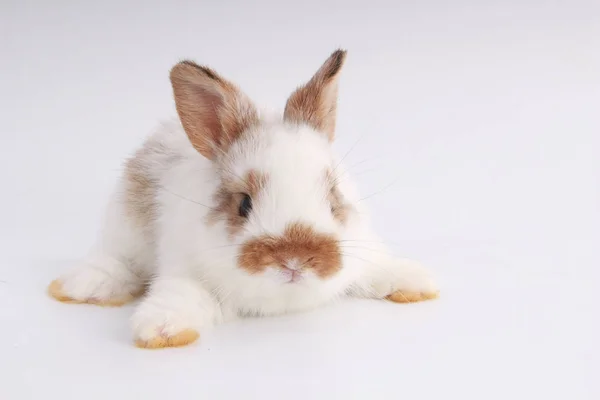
{"left": 171, "top": 50, "right": 362, "bottom": 297}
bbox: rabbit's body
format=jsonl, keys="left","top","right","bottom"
{"left": 49, "top": 50, "right": 439, "bottom": 349}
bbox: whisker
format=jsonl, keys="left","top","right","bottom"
{"left": 339, "top": 239, "right": 406, "bottom": 248}
{"left": 331, "top": 160, "right": 382, "bottom": 186}
{"left": 357, "top": 176, "right": 402, "bottom": 202}
{"left": 198, "top": 242, "right": 244, "bottom": 253}
{"left": 339, "top": 252, "right": 378, "bottom": 266}
{"left": 156, "top": 184, "right": 217, "bottom": 210}
{"left": 339, "top": 245, "right": 396, "bottom": 257}
{"left": 350, "top": 167, "right": 381, "bottom": 178}
{"left": 331, "top": 133, "right": 365, "bottom": 178}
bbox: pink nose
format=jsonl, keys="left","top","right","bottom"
{"left": 282, "top": 259, "right": 302, "bottom": 271}
{"left": 279, "top": 260, "right": 304, "bottom": 283}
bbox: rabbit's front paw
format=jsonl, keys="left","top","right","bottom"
{"left": 48, "top": 258, "right": 144, "bottom": 306}
{"left": 134, "top": 326, "right": 199, "bottom": 349}
{"left": 386, "top": 290, "right": 438, "bottom": 303}
{"left": 384, "top": 259, "right": 439, "bottom": 303}
{"left": 131, "top": 298, "right": 201, "bottom": 349}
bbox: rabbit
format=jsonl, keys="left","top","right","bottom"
{"left": 48, "top": 49, "right": 439, "bottom": 349}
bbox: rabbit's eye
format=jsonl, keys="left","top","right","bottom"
{"left": 239, "top": 193, "right": 253, "bottom": 218}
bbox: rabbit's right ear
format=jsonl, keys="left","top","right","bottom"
{"left": 170, "top": 61, "right": 258, "bottom": 160}
{"left": 284, "top": 49, "right": 347, "bottom": 142}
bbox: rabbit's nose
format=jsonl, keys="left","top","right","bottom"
{"left": 238, "top": 222, "right": 341, "bottom": 279}
{"left": 283, "top": 258, "right": 302, "bottom": 271}
{"left": 278, "top": 260, "right": 305, "bottom": 283}
{"left": 280, "top": 256, "right": 315, "bottom": 271}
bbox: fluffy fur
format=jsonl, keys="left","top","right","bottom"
{"left": 48, "top": 49, "right": 439, "bottom": 349}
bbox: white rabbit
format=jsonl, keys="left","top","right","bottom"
{"left": 48, "top": 49, "right": 439, "bottom": 349}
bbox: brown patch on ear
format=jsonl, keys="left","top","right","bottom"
{"left": 238, "top": 222, "right": 341, "bottom": 279}
{"left": 207, "top": 170, "right": 268, "bottom": 237}
{"left": 284, "top": 49, "right": 347, "bottom": 141}
{"left": 170, "top": 60, "right": 258, "bottom": 160}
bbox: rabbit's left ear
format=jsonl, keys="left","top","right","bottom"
{"left": 170, "top": 60, "right": 258, "bottom": 160}
{"left": 283, "top": 49, "right": 347, "bottom": 142}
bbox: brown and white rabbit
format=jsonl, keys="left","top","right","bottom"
{"left": 48, "top": 49, "right": 439, "bottom": 349}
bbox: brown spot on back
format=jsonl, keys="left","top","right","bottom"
{"left": 123, "top": 138, "right": 182, "bottom": 237}
{"left": 238, "top": 222, "right": 341, "bottom": 279}
{"left": 123, "top": 145, "right": 160, "bottom": 232}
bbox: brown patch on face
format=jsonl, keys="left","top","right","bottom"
{"left": 284, "top": 49, "right": 347, "bottom": 141}
{"left": 238, "top": 222, "right": 342, "bottom": 279}
{"left": 244, "top": 170, "right": 268, "bottom": 198}
{"left": 325, "top": 170, "right": 352, "bottom": 225}
{"left": 170, "top": 60, "right": 258, "bottom": 160}
{"left": 328, "top": 185, "right": 350, "bottom": 225}
{"left": 207, "top": 170, "right": 268, "bottom": 237}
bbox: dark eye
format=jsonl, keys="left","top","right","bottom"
{"left": 239, "top": 193, "right": 252, "bottom": 218}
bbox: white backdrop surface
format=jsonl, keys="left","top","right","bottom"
{"left": 1, "top": 1, "right": 598, "bottom": 399}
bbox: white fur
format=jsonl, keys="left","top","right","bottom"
{"left": 53, "top": 117, "right": 437, "bottom": 343}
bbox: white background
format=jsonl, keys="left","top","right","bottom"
{"left": 1, "top": 0, "right": 598, "bottom": 399}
